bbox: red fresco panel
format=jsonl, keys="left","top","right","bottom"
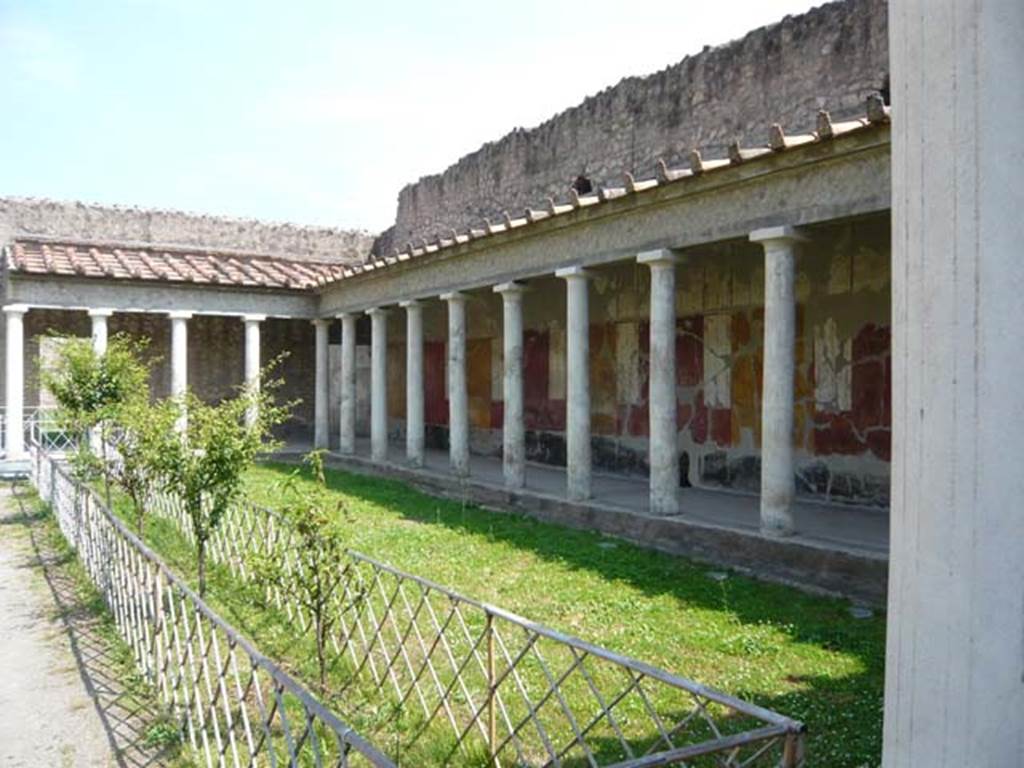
{"left": 424, "top": 341, "right": 447, "bottom": 425}
{"left": 710, "top": 407, "right": 732, "bottom": 446}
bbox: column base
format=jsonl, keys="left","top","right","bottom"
{"left": 759, "top": 504, "right": 796, "bottom": 538}
{"left": 567, "top": 485, "right": 591, "bottom": 503}
{"left": 649, "top": 492, "right": 679, "bottom": 517}
{"left": 503, "top": 470, "right": 525, "bottom": 491}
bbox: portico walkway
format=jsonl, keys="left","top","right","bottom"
{"left": 277, "top": 438, "right": 889, "bottom": 604}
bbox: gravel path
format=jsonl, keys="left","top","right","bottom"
{"left": 0, "top": 484, "right": 175, "bottom": 768}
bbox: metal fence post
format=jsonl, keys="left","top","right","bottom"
{"left": 486, "top": 610, "right": 497, "bottom": 766}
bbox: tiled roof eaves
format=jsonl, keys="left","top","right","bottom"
{"left": 328, "top": 96, "right": 891, "bottom": 288}
{"left": 4, "top": 241, "right": 341, "bottom": 293}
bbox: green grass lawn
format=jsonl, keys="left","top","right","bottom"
{"left": 232, "top": 461, "right": 886, "bottom": 768}
{"left": 109, "top": 459, "right": 884, "bottom": 767}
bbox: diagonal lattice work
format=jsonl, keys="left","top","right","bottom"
{"left": 146, "top": 476, "right": 806, "bottom": 767}
{"left": 30, "top": 446, "right": 395, "bottom": 768}
{"left": 1, "top": 407, "right": 78, "bottom": 454}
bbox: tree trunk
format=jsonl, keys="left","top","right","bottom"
{"left": 100, "top": 435, "right": 112, "bottom": 510}
{"left": 316, "top": 613, "right": 326, "bottom": 691}
{"left": 130, "top": 489, "right": 143, "bottom": 534}
{"left": 198, "top": 538, "right": 207, "bottom": 598}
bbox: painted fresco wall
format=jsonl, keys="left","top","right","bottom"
{"left": 379, "top": 214, "right": 891, "bottom": 506}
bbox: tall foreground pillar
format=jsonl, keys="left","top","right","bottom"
{"left": 556, "top": 266, "right": 591, "bottom": 501}
{"left": 637, "top": 250, "right": 679, "bottom": 515}
{"left": 4, "top": 305, "right": 27, "bottom": 458}
{"left": 313, "top": 319, "right": 329, "bottom": 449}
{"left": 367, "top": 308, "right": 389, "bottom": 462}
{"left": 884, "top": 3, "right": 1024, "bottom": 766}
{"left": 441, "top": 292, "right": 469, "bottom": 477}
{"left": 750, "top": 227, "right": 805, "bottom": 537}
{"left": 494, "top": 282, "right": 526, "bottom": 489}
{"left": 338, "top": 313, "right": 356, "bottom": 455}
{"left": 401, "top": 300, "right": 425, "bottom": 467}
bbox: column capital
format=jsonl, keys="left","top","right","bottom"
{"left": 493, "top": 281, "right": 527, "bottom": 296}
{"left": 241, "top": 313, "right": 266, "bottom": 323}
{"left": 87, "top": 308, "right": 115, "bottom": 318}
{"left": 440, "top": 291, "right": 466, "bottom": 303}
{"left": 2, "top": 304, "right": 29, "bottom": 316}
{"left": 310, "top": 317, "right": 331, "bottom": 327}
{"left": 167, "top": 310, "right": 193, "bottom": 320}
{"left": 365, "top": 306, "right": 389, "bottom": 317}
{"left": 749, "top": 225, "right": 809, "bottom": 246}
{"left": 637, "top": 249, "right": 678, "bottom": 267}
{"left": 555, "top": 265, "right": 591, "bottom": 280}
{"left": 336, "top": 311, "right": 355, "bottom": 320}
{"left": 399, "top": 299, "right": 423, "bottom": 309}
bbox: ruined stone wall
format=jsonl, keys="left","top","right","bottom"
{"left": 378, "top": 214, "right": 891, "bottom": 506}
{"left": 0, "top": 197, "right": 375, "bottom": 264}
{"left": 383, "top": 0, "right": 888, "bottom": 252}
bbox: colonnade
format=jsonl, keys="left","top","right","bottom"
{"left": 1, "top": 229, "right": 804, "bottom": 534}
{"left": 1, "top": 308, "right": 267, "bottom": 455}
{"left": 318, "top": 228, "right": 806, "bottom": 535}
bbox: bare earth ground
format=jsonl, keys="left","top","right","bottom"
{"left": 0, "top": 484, "right": 177, "bottom": 768}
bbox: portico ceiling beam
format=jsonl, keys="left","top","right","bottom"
{"left": 5, "top": 275, "right": 318, "bottom": 318}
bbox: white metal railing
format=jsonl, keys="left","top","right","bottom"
{"left": 30, "top": 444, "right": 395, "bottom": 768}
{"left": 2, "top": 407, "right": 77, "bottom": 455}
{"left": 147, "top": 486, "right": 807, "bottom": 767}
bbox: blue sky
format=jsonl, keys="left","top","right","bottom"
{"left": 0, "top": 0, "right": 818, "bottom": 232}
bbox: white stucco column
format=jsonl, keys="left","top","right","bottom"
{"left": 883, "top": 4, "right": 1024, "bottom": 766}
{"left": 338, "top": 312, "right": 356, "bottom": 455}
{"left": 168, "top": 311, "right": 191, "bottom": 433}
{"left": 367, "top": 307, "right": 389, "bottom": 462}
{"left": 556, "top": 266, "right": 591, "bottom": 501}
{"left": 638, "top": 250, "right": 679, "bottom": 515}
{"left": 401, "top": 300, "right": 425, "bottom": 467}
{"left": 441, "top": 292, "right": 469, "bottom": 477}
{"left": 494, "top": 282, "right": 526, "bottom": 489}
{"left": 242, "top": 314, "right": 264, "bottom": 427}
{"left": 4, "top": 305, "right": 27, "bottom": 458}
{"left": 750, "top": 227, "right": 805, "bottom": 537}
{"left": 88, "top": 309, "right": 114, "bottom": 454}
{"left": 313, "top": 319, "right": 329, "bottom": 449}
{"left": 89, "top": 309, "right": 113, "bottom": 356}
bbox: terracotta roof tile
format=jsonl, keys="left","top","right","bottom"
{"left": 6, "top": 239, "right": 344, "bottom": 291}
{"left": 325, "top": 95, "right": 889, "bottom": 289}
{"left": 5, "top": 96, "right": 890, "bottom": 295}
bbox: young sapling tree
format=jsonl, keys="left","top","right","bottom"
{"left": 41, "top": 333, "right": 152, "bottom": 508}
{"left": 248, "top": 450, "right": 352, "bottom": 691}
{"left": 144, "top": 368, "right": 289, "bottom": 597}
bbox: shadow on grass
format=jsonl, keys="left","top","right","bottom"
{"left": 7, "top": 483, "right": 183, "bottom": 768}
{"left": 255, "top": 459, "right": 886, "bottom": 767}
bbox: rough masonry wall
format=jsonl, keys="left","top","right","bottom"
{"left": 0, "top": 197, "right": 375, "bottom": 264}
{"left": 376, "top": 215, "right": 891, "bottom": 506}
{"left": 383, "top": 0, "right": 888, "bottom": 252}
